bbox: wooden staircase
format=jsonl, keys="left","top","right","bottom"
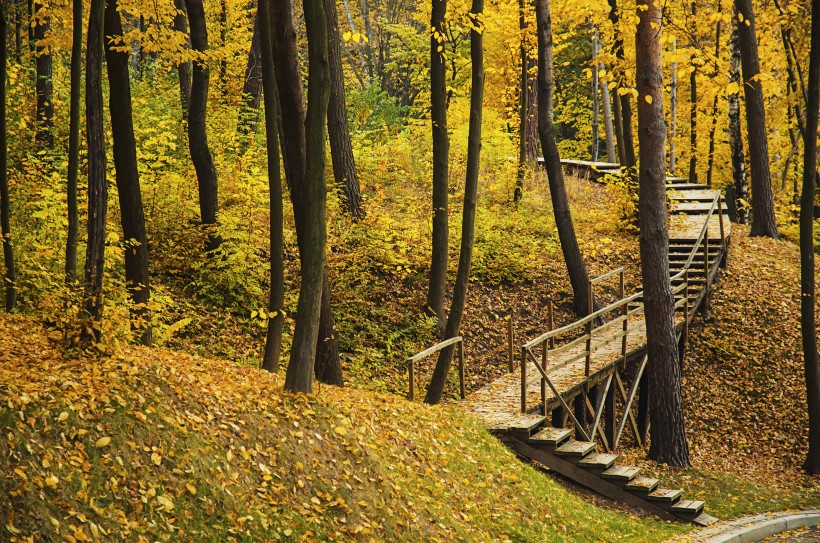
{"left": 498, "top": 417, "right": 717, "bottom": 526}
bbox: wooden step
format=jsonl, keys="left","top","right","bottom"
{"left": 647, "top": 488, "right": 682, "bottom": 505}
{"left": 578, "top": 452, "right": 618, "bottom": 470}
{"left": 489, "top": 413, "right": 547, "bottom": 435}
{"left": 554, "top": 440, "right": 596, "bottom": 458}
{"left": 601, "top": 465, "right": 641, "bottom": 482}
{"left": 624, "top": 476, "right": 660, "bottom": 495}
{"left": 670, "top": 499, "right": 705, "bottom": 518}
{"left": 529, "top": 427, "right": 572, "bottom": 450}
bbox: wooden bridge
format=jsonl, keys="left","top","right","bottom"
{"left": 458, "top": 164, "right": 729, "bottom": 525}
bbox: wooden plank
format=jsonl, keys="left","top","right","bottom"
{"left": 602, "top": 465, "right": 641, "bottom": 482}
{"left": 408, "top": 336, "right": 462, "bottom": 363}
{"left": 555, "top": 440, "right": 596, "bottom": 457}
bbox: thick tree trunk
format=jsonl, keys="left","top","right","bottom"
{"left": 32, "top": 0, "right": 52, "bottom": 146}
{"left": 258, "top": 0, "right": 284, "bottom": 373}
{"left": 606, "top": 0, "right": 635, "bottom": 168}
{"left": 173, "top": 0, "right": 192, "bottom": 121}
{"left": 324, "top": 0, "right": 365, "bottom": 220}
{"left": 734, "top": 0, "right": 778, "bottom": 238}
{"left": 800, "top": 0, "right": 820, "bottom": 475}
{"left": 535, "top": 0, "right": 595, "bottom": 317}
{"left": 635, "top": 0, "right": 689, "bottom": 467}
{"left": 514, "top": 0, "right": 527, "bottom": 204}
{"left": 669, "top": 38, "right": 677, "bottom": 175}
{"left": 238, "top": 12, "right": 263, "bottom": 136}
{"left": 84, "top": 0, "right": 107, "bottom": 331}
{"left": 284, "top": 0, "right": 330, "bottom": 393}
{"left": 184, "top": 0, "right": 222, "bottom": 252}
{"left": 427, "top": 0, "right": 449, "bottom": 331}
{"left": 0, "top": 5, "right": 15, "bottom": 312}
{"left": 105, "top": 0, "right": 152, "bottom": 345}
{"left": 597, "top": 34, "right": 617, "bottom": 163}
{"left": 688, "top": 3, "right": 698, "bottom": 184}
{"left": 425, "top": 0, "right": 483, "bottom": 406}
{"left": 728, "top": 20, "right": 748, "bottom": 224}
{"left": 65, "top": 0, "right": 81, "bottom": 284}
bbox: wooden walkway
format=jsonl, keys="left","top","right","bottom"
{"left": 461, "top": 179, "right": 731, "bottom": 435}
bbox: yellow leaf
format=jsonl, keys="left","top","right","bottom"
{"left": 186, "top": 483, "right": 197, "bottom": 495}
{"left": 284, "top": 529, "right": 293, "bottom": 536}
{"left": 726, "top": 81, "right": 740, "bottom": 95}
{"left": 95, "top": 436, "right": 111, "bottom": 448}
{"left": 644, "top": 94, "right": 653, "bottom": 104}
{"left": 58, "top": 411, "right": 69, "bottom": 422}
{"left": 334, "top": 426, "right": 348, "bottom": 436}
{"left": 45, "top": 474, "right": 59, "bottom": 488}
{"left": 342, "top": 31, "right": 352, "bottom": 41}
{"left": 151, "top": 452, "right": 162, "bottom": 465}
{"left": 156, "top": 494, "right": 175, "bottom": 510}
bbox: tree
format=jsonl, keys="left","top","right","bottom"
{"left": 324, "top": 0, "right": 365, "bottom": 220}
{"left": 688, "top": 1, "right": 698, "bottom": 184}
{"left": 0, "top": 1, "right": 16, "bottom": 312}
{"left": 669, "top": 39, "right": 677, "bottom": 175}
{"left": 173, "top": 0, "right": 192, "bottom": 121}
{"left": 32, "top": 0, "right": 52, "bottom": 146}
{"left": 635, "top": 0, "right": 689, "bottom": 467}
{"left": 105, "top": 0, "right": 152, "bottom": 345}
{"left": 427, "top": 0, "right": 449, "bottom": 331}
{"left": 183, "top": 0, "right": 222, "bottom": 252}
{"left": 596, "top": 31, "right": 617, "bottom": 163}
{"left": 800, "top": 0, "right": 820, "bottom": 475}
{"left": 238, "top": 11, "right": 263, "bottom": 137}
{"left": 728, "top": 19, "right": 748, "bottom": 224}
{"left": 705, "top": 8, "right": 723, "bottom": 188}
{"left": 514, "top": 0, "right": 528, "bottom": 204}
{"left": 734, "top": 0, "right": 778, "bottom": 238}
{"left": 606, "top": 0, "right": 635, "bottom": 168}
{"left": 83, "top": 0, "right": 107, "bottom": 331}
{"left": 257, "top": 0, "right": 284, "bottom": 373}
{"left": 534, "top": 0, "right": 595, "bottom": 317}
{"left": 65, "top": 0, "right": 81, "bottom": 283}
{"left": 425, "top": 0, "right": 484, "bottom": 405}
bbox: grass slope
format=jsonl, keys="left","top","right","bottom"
{"left": 0, "top": 314, "right": 683, "bottom": 542}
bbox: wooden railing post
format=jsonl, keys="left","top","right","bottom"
{"left": 458, "top": 339, "right": 465, "bottom": 400}
{"left": 521, "top": 347, "right": 528, "bottom": 413}
{"left": 718, "top": 195, "right": 728, "bottom": 268}
{"left": 620, "top": 270, "right": 627, "bottom": 366}
{"left": 507, "top": 313, "right": 514, "bottom": 373}
{"left": 407, "top": 360, "right": 415, "bottom": 401}
{"left": 548, "top": 299, "right": 555, "bottom": 349}
{"left": 704, "top": 228, "right": 710, "bottom": 293}
{"left": 585, "top": 280, "right": 593, "bottom": 387}
{"left": 541, "top": 341, "right": 548, "bottom": 415}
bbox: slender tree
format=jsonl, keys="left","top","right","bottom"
{"left": 596, "top": 32, "right": 617, "bottom": 163}
{"left": 670, "top": 39, "right": 677, "bottom": 175}
{"left": 688, "top": 2, "right": 698, "bottom": 184}
{"left": 607, "top": 0, "right": 635, "bottom": 167}
{"left": 800, "top": 0, "right": 820, "bottom": 474}
{"left": 83, "top": 0, "right": 107, "bottom": 331}
{"left": 173, "top": 0, "right": 192, "bottom": 121}
{"left": 514, "top": 0, "right": 528, "bottom": 204}
{"left": 636, "top": 0, "right": 689, "bottom": 466}
{"left": 425, "top": 0, "right": 484, "bottom": 405}
{"left": 734, "top": 0, "right": 778, "bottom": 238}
{"left": 591, "top": 26, "right": 599, "bottom": 162}
{"left": 65, "top": 0, "right": 81, "bottom": 283}
{"left": 32, "top": 0, "right": 52, "bottom": 146}
{"left": 728, "top": 19, "right": 747, "bottom": 224}
{"left": 238, "top": 12, "right": 263, "bottom": 136}
{"left": 184, "top": 0, "right": 222, "bottom": 252}
{"left": 534, "top": 0, "right": 595, "bottom": 317}
{"left": 0, "top": 1, "right": 16, "bottom": 312}
{"left": 105, "top": 0, "right": 152, "bottom": 345}
{"left": 324, "top": 0, "right": 365, "bottom": 220}
{"left": 427, "top": 0, "right": 449, "bottom": 331}
{"left": 284, "top": 0, "right": 330, "bottom": 393}
{"left": 258, "top": 0, "right": 284, "bottom": 372}
{"left": 705, "top": 9, "right": 723, "bottom": 187}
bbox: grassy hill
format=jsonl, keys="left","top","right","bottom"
{"left": 1, "top": 313, "right": 685, "bottom": 542}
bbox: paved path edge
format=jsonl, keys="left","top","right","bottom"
{"left": 666, "top": 511, "right": 820, "bottom": 543}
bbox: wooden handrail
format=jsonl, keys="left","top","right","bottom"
{"left": 407, "top": 336, "right": 466, "bottom": 401}
{"left": 591, "top": 267, "right": 626, "bottom": 284}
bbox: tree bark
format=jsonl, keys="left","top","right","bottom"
{"left": 84, "top": 0, "right": 107, "bottom": 331}
{"left": 688, "top": 2, "right": 698, "bottom": 184}
{"left": 238, "top": 11, "right": 263, "bottom": 137}
{"left": 514, "top": 0, "right": 527, "bottom": 204}
{"left": 258, "top": 0, "right": 284, "bottom": 373}
{"left": 105, "top": 0, "right": 152, "bottom": 345}
{"left": 606, "top": 0, "right": 635, "bottom": 168}
{"left": 734, "top": 0, "right": 778, "bottom": 238}
{"left": 591, "top": 26, "right": 599, "bottom": 162}
{"left": 800, "top": 0, "right": 820, "bottom": 475}
{"left": 728, "top": 20, "right": 747, "bottom": 224}
{"left": 325, "top": 0, "right": 365, "bottom": 220}
{"left": 427, "top": 0, "right": 449, "bottom": 331}
{"left": 425, "top": 0, "right": 483, "bottom": 405}
{"left": 284, "top": 0, "right": 330, "bottom": 393}
{"left": 173, "top": 0, "right": 192, "bottom": 122}
{"left": 706, "top": 13, "right": 722, "bottom": 187}
{"left": 597, "top": 33, "right": 617, "bottom": 163}
{"left": 669, "top": 39, "right": 677, "bottom": 175}
{"left": 0, "top": 4, "right": 16, "bottom": 312}
{"left": 32, "top": 0, "right": 52, "bottom": 146}
{"left": 535, "top": 0, "right": 595, "bottom": 317}
{"left": 65, "top": 0, "right": 81, "bottom": 284}
{"left": 184, "top": 0, "right": 222, "bottom": 252}
{"left": 635, "top": 0, "right": 690, "bottom": 467}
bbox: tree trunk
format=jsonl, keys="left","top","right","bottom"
{"left": 800, "top": 0, "right": 820, "bottom": 475}
{"left": 635, "top": 0, "right": 690, "bottom": 467}
{"left": 105, "top": 0, "right": 152, "bottom": 345}
{"left": 597, "top": 34, "right": 617, "bottom": 163}
{"left": 219, "top": 0, "right": 227, "bottom": 93}
{"left": 325, "top": 0, "right": 365, "bottom": 220}
{"left": 340, "top": 0, "right": 368, "bottom": 80}
{"left": 728, "top": 20, "right": 748, "bottom": 224}
{"left": 526, "top": 54, "right": 539, "bottom": 160}
{"left": 706, "top": 14, "right": 722, "bottom": 187}
{"left": 13, "top": 0, "right": 21, "bottom": 62}
{"left": 83, "top": 0, "right": 107, "bottom": 331}
{"left": 258, "top": 0, "right": 284, "bottom": 373}
{"left": 688, "top": 3, "right": 698, "bottom": 184}
{"left": 314, "top": 268, "right": 342, "bottom": 385}
{"left": 184, "top": 0, "right": 222, "bottom": 252}
{"left": 238, "top": 11, "right": 263, "bottom": 137}
{"left": 427, "top": 0, "right": 449, "bottom": 331}
{"left": 284, "top": 0, "right": 330, "bottom": 393}
{"left": 32, "top": 0, "right": 52, "bottom": 146}
{"left": 514, "top": 0, "right": 527, "bottom": 204}
{"left": 425, "top": 0, "right": 483, "bottom": 406}
{"left": 591, "top": 26, "right": 599, "bottom": 162}
{"left": 535, "top": 0, "right": 595, "bottom": 317}
{"left": 65, "top": 0, "right": 81, "bottom": 284}
{"left": 734, "top": 0, "right": 778, "bottom": 238}
{"left": 173, "top": 0, "right": 192, "bottom": 122}
{"left": 669, "top": 38, "right": 677, "bottom": 175}
{"left": 606, "top": 0, "right": 635, "bottom": 168}
{"left": 0, "top": 4, "right": 16, "bottom": 312}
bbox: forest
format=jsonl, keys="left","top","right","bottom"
{"left": 1, "top": 0, "right": 820, "bottom": 537}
